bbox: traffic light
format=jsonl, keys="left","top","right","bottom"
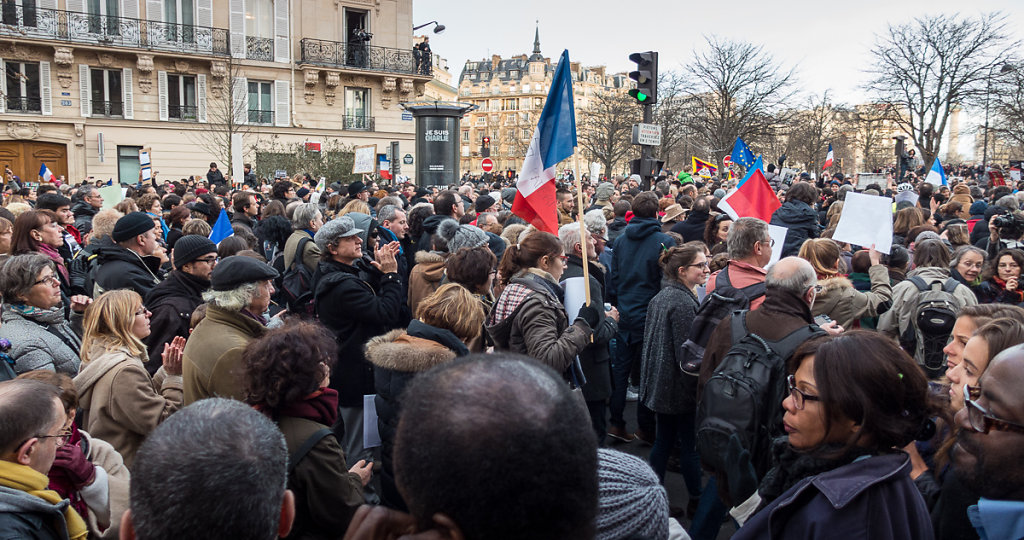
{"left": 627, "top": 51, "right": 658, "bottom": 105}
{"left": 481, "top": 135, "right": 491, "bottom": 158}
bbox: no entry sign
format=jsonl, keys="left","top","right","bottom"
{"left": 481, "top": 158, "right": 494, "bottom": 172}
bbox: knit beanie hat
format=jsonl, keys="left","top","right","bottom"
{"left": 173, "top": 235, "right": 217, "bottom": 269}
{"left": 595, "top": 448, "right": 668, "bottom": 540}
{"left": 969, "top": 200, "right": 988, "bottom": 216}
{"left": 595, "top": 182, "right": 615, "bottom": 201}
{"left": 112, "top": 212, "right": 156, "bottom": 242}
{"left": 439, "top": 219, "right": 488, "bottom": 253}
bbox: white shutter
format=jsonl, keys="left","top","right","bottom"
{"left": 65, "top": 0, "right": 84, "bottom": 12}
{"left": 157, "top": 70, "right": 168, "bottom": 121}
{"left": 39, "top": 0, "right": 57, "bottom": 8}
{"left": 79, "top": 64, "right": 91, "bottom": 117}
{"left": 146, "top": 0, "right": 161, "bottom": 21}
{"left": 196, "top": 0, "right": 212, "bottom": 28}
{"left": 0, "top": 60, "right": 5, "bottom": 115}
{"left": 232, "top": 76, "right": 247, "bottom": 125}
{"left": 120, "top": 0, "right": 140, "bottom": 19}
{"left": 274, "top": 79, "right": 289, "bottom": 127}
{"left": 197, "top": 74, "right": 207, "bottom": 123}
{"left": 229, "top": 0, "right": 245, "bottom": 59}
{"left": 273, "top": 0, "right": 289, "bottom": 63}
{"left": 40, "top": 62, "right": 52, "bottom": 116}
{"left": 122, "top": 67, "right": 134, "bottom": 119}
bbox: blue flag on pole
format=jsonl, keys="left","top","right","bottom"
{"left": 208, "top": 208, "right": 234, "bottom": 244}
{"left": 737, "top": 155, "right": 764, "bottom": 188}
{"left": 731, "top": 137, "right": 755, "bottom": 169}
{"left": 925, "top": 157, "right": 947, "bottom": 186}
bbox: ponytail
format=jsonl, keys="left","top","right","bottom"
{"left": 497, "top": 231, "right": 561, "bottom": 286}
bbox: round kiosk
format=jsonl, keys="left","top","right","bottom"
{"left": 400, "top": 101, "right": 478, "bottom": 187}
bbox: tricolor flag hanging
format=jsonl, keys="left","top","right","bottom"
{"left": 208, "top": 208, "right": 234, "bottom": 244}
{"left": 512, "top": 49, "right": 577, "bottom": 235}
{"left": 692, "top": 157, "right": 718, "bottom": 179}
{"left": 38, "top": 163, "right": 56, "bottom": 184}
{"left": 730, "top": 137, "right": 755, "bottom": 169}
{"left": 718, "top": 166, "right": 781, "bottom": 223}
{"left": 925, "top": 157, "right": 947, "bottom": 186}
{"left": 822, "top": 143, "right": 834, "bottom": 170}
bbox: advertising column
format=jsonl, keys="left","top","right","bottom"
{"left": 401, "top": 102, "right": 478, "bottom": 186}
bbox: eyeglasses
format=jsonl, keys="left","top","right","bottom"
{"left": 762, "top": 238, "right": 776, "bottom": 248}
{"left": 963, "top": 384, "right": 1024, "bottom": 435}
{"left": 787, "top": 374, "right": 821, "bottom": 410}
{"left": 34, "top": 274, "right": 59, "bottom": 286}
{"left": 960, "top": 261, "right": 984, "bottom": 270}
{"left": 195, "top": 256, "right": 219, "bottom": 264}
{"left": 34, "top": 429, "right": 72, "bottom": 446}
{"left": 688, "top": 261, "right": 710, "bottom": 269}
{"left": 135, "top": 307, "right": 151, "bottom": 317}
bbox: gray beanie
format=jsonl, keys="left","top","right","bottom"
{"left": 595, "top": 448, "right": 669, "bottom": 540}
{"left": 713, "top": 188, "right": 727, "bottom": 199}
{"left": 595, "top": 182, "right": 615, "bottom": 201}
{"left": 501, "top": 187, "right": 517, "bottom": 204}
{"left": 438, "top": 219, "right": 488, "bottom": 253}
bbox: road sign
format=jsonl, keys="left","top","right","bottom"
{"left": 631, "top": 123, "right": 662, "bottom": 146}
{"left": 403, "top": 153, "right": 414, "bottom": 165}
{"left": 481, "top": 158, "right": 494, "bottom": 172}
{"left": 723, "top": 155, "right": 732, "bottom": 166}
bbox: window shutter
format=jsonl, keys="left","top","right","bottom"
{"left": 157, "top": 70, "right": 168, "bottom": 121}
{"left": 121, "top": 0, "right": 140, "bottom": 19}
{"left": 39, "top": 0, "right": 57, "bottom": 8}
{"left": 122, "top": 67, "right": 134, "bottom": 119}
{"left": 146, "top": 0, "right": 161, "bottom": 21}
{"left": 273, "top": 0, "right": 289, "bottom": 63}
{"left": 196, "top": 0, "right": 212, "bottom": 28}
{"left": 233, "top": 76, "right": 247, "bottom": 125}
{"left": 197, "top": 74, "right": 207, "bottom": 123}
{"left": 40, "top": 62, "right": 52, "bottom": 116}
{"left": 79, "top": 64, "right": 91, "bottom": 117}
{"left": 229, "top": 0, "right": 245, "bottom": 59}
{"left": 0, "top": 60, "right": 5, "bottom": 115}
{"left": 274, "top": 80, "right": 289, "bottom": 127}
{"left": 65, "top": 0, "right": 84, "bottom": 12}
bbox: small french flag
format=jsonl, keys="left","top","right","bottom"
{"left": 822, "top": 143, "right": 834, "bottom": 170}
{"left": 38, "top": 163, "right": 58, "bottom": 185}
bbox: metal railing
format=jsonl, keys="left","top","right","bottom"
{"left": 300, "top": 38, "right": 430, "bottom": 76}
{"left": 0, "top": 5, "right": 229, "bottom": 56}
{"left": 4, "top": 96, "right": 42, "bottom": 113}
{"left": 168, "top": 104, "right": 198, "bottom": 121}
{"left": 91, "top": 100, "right": 124, "bottom": 116}
{"left": 246, "top": 36, "right": 273, "bottom": 61}
{"left": 248, "top": 109, "right": 273, "bottom": 124}
{"left": 342, "top": 115, "right": 374, "bottom": 131}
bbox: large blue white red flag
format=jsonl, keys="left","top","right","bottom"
{"left": 512, "top": 49, "right": 576, "bottom": 235}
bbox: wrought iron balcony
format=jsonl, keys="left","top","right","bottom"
{"left": 300, "top": 38, "right": 431, "bottom": 76}
{"left": 4, "top": 96, "right": 42, "bottom": 113}
{"left": 248, "top": 109, "right": 273, "bottom": 124}
{"left": 342, "top": 115, "right": 375, "bottom": 131}
{"left": 0, "top": 5, "right": 229, "bottom": 56}
{"left": 91, "top": 100, "right": 124, "bottom": 117}
{"left": 246, "top": 36, "right": 273, "bottom": 61}
{"left": 168, "top": 104, "right": 198, "bottom": 121}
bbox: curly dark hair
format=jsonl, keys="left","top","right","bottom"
{"left": 242, "top": 321, "right": 337, "bottom": 416}
{"left": 253, "top": 215, "right": 293, "bottom": 252}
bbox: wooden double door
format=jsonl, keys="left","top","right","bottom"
{"left": 0, "top": 141, "right": 68, "bottom": 184}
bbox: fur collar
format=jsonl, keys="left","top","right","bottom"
{"left": 365, "top": 329, "right": 456, "bottom": 373}
{"left": 817, "top": 275, "right": 853, "bottom": 294}
{"left": 414, "top": 250, "right": 446, "bottom": 265}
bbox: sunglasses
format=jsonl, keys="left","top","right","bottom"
{"left": 963, "top": 384, "right": 1024, "bottom": 435}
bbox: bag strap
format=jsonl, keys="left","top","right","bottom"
{"left": 907, "top": 275, "right": 931, "bottom": 292}
{"left": 729, "top": 310, "right": 749, "bottom": 347}
{"left": 288, "top": 428, "right": 333, "bottom": 473}
{"left": 942, "top": 278, "right": 960, "bottom": 294}
{"left": 291, "top": 236, "right": 312, "bottom": 270}
{"left": 737, "top": 280, "right": 767, "bottom": 299}
{"left": 717, "top": 266, "right": 732, "bottom": 288}
{"left": 768, "top": 325, "right": 824, "bottom": 361}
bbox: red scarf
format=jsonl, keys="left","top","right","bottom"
{"left": 254, "top": 387, "right": 339, "bottom": 426}
{"left": 37, "top": 243, "right": 69, "bottom": 283}
{"left": 47, "top": 424, "right": 88, "bottom": 519}
{"left": 992, "top": 276, "right": 1024, "bottom": 303}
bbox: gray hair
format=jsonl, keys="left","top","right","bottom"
{"left": 377, "top": 204, "right": 401, "bottom": 224}
{"left": 584, "top": 209, "right": 607, "bottom": 236}
{"left": 727, "top": 217, "right": 770, "bottom": 260}
{"left": 129, "top": 398, "right": 288, "bottom": 540}
{"left": 765, "top": 257, "right": 816, "bottom": 296}
{"left": 376, "top": 196, "right": 403, "bottom": 212}
{"left": 0, "top": 253, "right": 56, "bottom": 303}
{"left": 78, "top": 185, "right": 98, "bottom": 199}
{"left": 558, "top": 223, "right": 582, "bottom": 255}
{"left": 476, "top": 212, "right": 497, "bottom": 226}
{"left": 292, "top": 202, "right": 322, "bottom": 229}
{"left": 202, "top": 282, "right": 258, "bottom": 312}
{"left": 950, "top": 245, "right": 986, "bottom": 270}
{"left": 995, "top": 195, "right": 1020, "bottom": 212}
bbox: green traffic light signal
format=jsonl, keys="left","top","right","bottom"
{"left": 629, "top": 89, "right": 649, "bottom": 103}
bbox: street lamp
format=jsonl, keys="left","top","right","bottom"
{"left": 413, "top": 21, "right": 445, "bottom": 34}
{"left": 982, "top": 63, "right": 1015, "bottom": 168}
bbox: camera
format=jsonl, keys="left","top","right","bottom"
{"left": 352, "top": 28, "right": 373, "bottom": 42}
{"left": 992, "top": 213, "right": 1024, "bottom": 240}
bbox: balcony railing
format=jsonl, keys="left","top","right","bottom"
{"left": 91, "top": 100, "right": 123, "bottom": 117}
{"left": 300, "top": 38, "right": 430, "bottom": 76}
{"left": 248, "top": 109, "right": 273, "bottom": 124}
{"left": 342, "top": 115, "right": 374, "bottom": 131}
{"left": 0, "top": 5, "right": 229, "bottom": 56}
{"left": 169, "top": 104, "right": 198, "bottom": 121}
{"left": 4, "top": 96, "right": 42, "bottom": 113}
{"left": 246, "top": 36, "right": 273, "bottom": 61}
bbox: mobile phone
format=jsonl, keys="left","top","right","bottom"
{"left": 813, "top": 314, "right": 832, "bottom": 326}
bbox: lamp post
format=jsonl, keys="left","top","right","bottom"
{"left": 982, "top": 63, "right": 1015, "bottom": 168}
{"left": 413, "top": 21, "right": 445, "bottom": 34}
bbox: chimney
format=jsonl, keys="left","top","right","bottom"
{"left": 492, "top": 55, "right": 500, "bottom": 70}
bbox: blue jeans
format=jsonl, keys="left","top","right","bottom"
{"left": 649, "top": 412, "right": 703, "bottom": 499}
{"left": 609, "top": 333, "right": 655, "bottom": 433}
{"left": 689, "top": 476, "right": 731, "bottom": 540}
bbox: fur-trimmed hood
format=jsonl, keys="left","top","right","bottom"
{"left": 817, "top": 274, "right": 854, "bottom": 295}
{"left": 412, "top": 250, "right": 447, "bottom": 280}
{"left": 365, "top": 328, "right": 457, "bottom": 373}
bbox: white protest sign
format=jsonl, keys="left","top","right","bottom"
{"left": 363, "top": 394, "right": 381, "bottom": 449}
{"left": 832, "top": 192, "right": 894, "bottom": 254}
{"left": 562, "top": 277, "right": 587, "bottom": 321}
{"left": 99, "top": 185, "right": 124, "bottom": 210}
{"left": 768, "top": 224, "right": 788, "bottom": 266}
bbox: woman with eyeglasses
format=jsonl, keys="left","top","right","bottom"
{"left": 640, "top": 245, "right": 709, "bottom": 507}
{"left": 11, "top": 209, "right": 73, "bottom": 299}
{"left": 972, "top": 248, "right": 1024, "bottom": 306}
{"left": 950, "top": 245, "right": 986, "bottom": 288}
{"left": 733, "top": 331, "right": 939, "bottom": 540}
{"left": 0, "top": 253, "right": 85, "bottom": 375}
{"left": 73, "top": 290, "right": 185, "bottom": 468}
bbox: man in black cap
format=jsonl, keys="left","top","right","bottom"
{"left": 143, "top": 235, "right": 217, "bottom": 371}
{"left": 474, "top": 193, "right": 498, "bottom": 216}
{"left": 92, "top": 211, "right": 163, "bottom": 297}
{"left": 182, "top": 255, "right": 278, "bottom": 404}
{"left": 347, "top": 181, "right": 370, "bottom": 206}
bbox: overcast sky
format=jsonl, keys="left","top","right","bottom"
{"left": 412, "top": 0, "right": 1024, "bottom": 160}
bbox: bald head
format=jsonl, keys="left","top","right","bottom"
{"left": 766, "top": 256, "right": 816, "bottom": 297}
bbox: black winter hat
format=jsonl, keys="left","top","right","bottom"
{"left": 474, "top": 194, "right": 496, "bottom": 213}
{"left": 210, "top": 256, "right": 279, "bottom": 291}
{"left": 173, "top": 235, "right": 217, "bottom": 269}
{"left": 112, "top": 212, "right": 156, "bottom": 243}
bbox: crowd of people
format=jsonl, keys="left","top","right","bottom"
{"left": 1, "top": 164, "right": 1024, "bottom": 540}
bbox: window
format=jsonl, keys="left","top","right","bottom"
{"left": 522, "top": 83, "right": 530, "bottom": 93}
{"left": 246, "top": 0, "right": 273, "bottom": 38}
{"left": 164, "top": 0, "right": 195, "bottom": 42}
{"left": 90, "top": 68, "right": 122, "bottom": 116}
{"left": 1, "top": 0, "right": 36, "bottom": 28}
{"left": 168, "top": 74, "right": 197, "bottom": 120}
{"left": 461, "top": 130, "right": 469, "bottom": 142}
{"left": 533, "top": 97, "right": 542, "bottom": 108}
{"left": 86, "top": 0, "right": 119, "bottom": 35}
{"left": 343, "top": 87, "right": 370, "bottom": 130}
{"left": 117, "top": 145, "right": 142, "bottom": 185}
{"left": 501, "top": 98, "right": 518, "bottom": 111}
{"left": 4, "top": 60, "right": 41, "bottom": 113}
{"left": 521, "top": 129, "right": 531, "bottom": 140}
{"left": 509, "top": 70, "right": 519, "bottom": 79}
{"left": 247, "top": 80, "right": 272, "bottom": 124}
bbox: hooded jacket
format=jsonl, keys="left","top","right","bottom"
{"left": 143, "top": 270, "right": 208, "bottom": 367}
{"left": 366, "top": 320, "right": 468, "bottom": 510}
{"left": 406, "top": 250, "right": 446, "bottom": 316}
{"left": 70, "top": 236, "right": 114, "bottom": 297}
{"left": 414, "top": 214, "right": 450, "bottom": 255}
{"left": 770, "top": 200, "right": 820, "bottom": 258}
{"left": 670, "top": 209, "right": 709, "bottom": 243}
{"left": 0, "top": 304, "right": 81, "bottom": 375}
{"left": 609, "top": 217, "right": 675, "bottom": 340}
{"left": 0, "top": 484, "right": 70, "bottom": 540}
{"left": 811, "top": 265, "right": 893, "bottom": 329}
{"left": 607, "top": 216, "right": 628, "bottom": 242}
{"left": 92, "top": 244, "right": 162, "bottom": 298}
{"left": 74, "top": 344, "right": 182, "bottom": 468}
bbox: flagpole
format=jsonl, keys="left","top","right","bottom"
{"left": 573, "top": 147, "right": 592, "bottom": 308}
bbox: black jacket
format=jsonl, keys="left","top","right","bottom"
{"left": 670, "top": 210, "right": 710, "bottom": 243}
{"left": 71, "top": 201, "right": 97, "bottom": 236}
{"left": 69, "top": 236, "right": 114, "bottom": 297}
{"left": 206, "top": 168, "right": 225, "bottom": 187}
{"left": 609, "top": 217, "right": 674, "bottom": 340}
{"left": 92, "top": 243, "right": 163, "bottom": 298}
{"left": 143, "top": 270, "right": 208, "bottom": 368}
{"left": 314, "top": 258, "right": 406, "bottom": 407}
{"left": 771, "top": 200, "right": 820, "bottom": 258}
{"left": 562, "top": 255, "right": 616, "bottom": 402}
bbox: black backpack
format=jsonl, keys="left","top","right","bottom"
{"left": 274, "top": 236, "right": 316, "bottom": 317}
{"left": 900, "top": 276, "right": 963, "bottom": 378}
{"left": 696, "top": 311, "right": 822, "bottom": 492}
{"left": 679, "top": 267, "right": 766, "bottom": 376}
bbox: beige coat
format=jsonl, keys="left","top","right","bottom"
{"left": 407, "top": 250, "right": 446, "bottom": 316}
{"left": 74, "top": 344, "right": 182, "bottom": 469}
{"left": 79, "top": 430, "right": 130, "bottom": 539}
{"left": 283, "top": 229, "right": 322, "bottom": 272}
{"left": 182, "top": 305, "right": 266, "bottom": 404}
{"left": 811, "top": 264, "right": 893, "bottom": 329}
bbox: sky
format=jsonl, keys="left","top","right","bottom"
{"left": 412, "top": 0, "right": 1024, "bottom": 161}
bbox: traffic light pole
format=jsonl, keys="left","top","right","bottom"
{"left": 640, "top": 103, "right": 653, "bottom": 190}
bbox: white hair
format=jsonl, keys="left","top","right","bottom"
{"left": 202, "top": 282, "right": 258, "bottom": 312}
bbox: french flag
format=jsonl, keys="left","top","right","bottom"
{"left": 39, "top": 163, "right": 57, "bottom": 184}
{"left": 822, "top": 143, "right": 834, "bottom": 170}
{"left": 512, "top": 49, "right": 576, "bottom": 235}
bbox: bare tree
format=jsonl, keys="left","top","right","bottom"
{"left": 866, "top": 12, "right": 1019, "bottom": 169}
{"left": 651, "top": 71, "right": 692, "bottom": 171}
{"left": 844, "top": 104, "right": 898, "bottom": 172}
{"left": 187, "top": 58, "right": 256, "bottom": 174}
{"left": 787, "top": 91, "right": 843, "bottom": 170}
{"left": 992, "top": 66, "right": 1024, "bottom": 156}
{"left": 682, "top": 36, "right": 798, "bottom": 170}
{"left": 577, "top": 88, "right": 639, "bottom": 177}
